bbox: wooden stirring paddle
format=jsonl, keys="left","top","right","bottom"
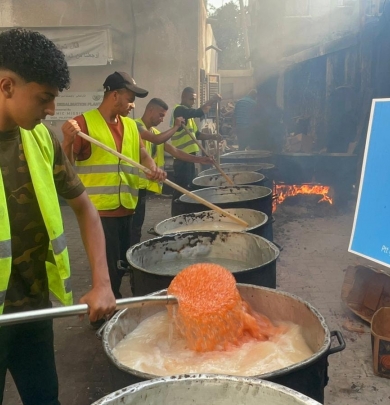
{"left": 180, "top": 124, "right": 235, "bottom": 186}
{"left": 76, "top": 131, "right": 248, "bottom": 227}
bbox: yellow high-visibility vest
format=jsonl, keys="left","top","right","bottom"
{"left": 135, "top": 118, "right": 164, "bottom": 194}
{"left": 170, "top": 104, "right": 199, "bottom": 155}
{"left": 0, "top": 124, "right": 72, "bottom": 315}
{"left": 76, "top": 109, "right": 140, "bottom": 210}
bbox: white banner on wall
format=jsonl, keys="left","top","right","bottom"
{"left": 50, "top": 92, "right": 104, "bottom": 120}
{"left": 0, "top": 27, "right": 113, "bottom": 66}
{"left": 48, "top": 28, "right": 109, "bottom": 66}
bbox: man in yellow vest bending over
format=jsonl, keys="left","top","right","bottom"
{"left": 0, "top": 28, "right": 115, "bottom": 405}
{"left": 62, "top": 72, "right": 166, "bottom": 302}
{"left": 171, "top": 87, "right": 221, "bottom": 215}
{"left": 131, "top": 98, "right": 214, "bottom": 246}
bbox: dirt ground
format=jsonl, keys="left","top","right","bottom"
{"left": 3, "top": 195, "right": 390, "bottom": 405}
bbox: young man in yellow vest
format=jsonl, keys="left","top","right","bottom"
{"left": 62, "top": 72, "right": 166, "bottom": 301}
{"left": 170, "top": 87, "right": 221, "bottom": 215}
{"left": 0, "top": 29, "right": 116, "bottom": 405}
{"left": 131, "top": 98, "right": 214, "bottom": 246}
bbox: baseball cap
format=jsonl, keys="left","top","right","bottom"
{"left": 103, "top": 71, "right": 149, "bottom": 98}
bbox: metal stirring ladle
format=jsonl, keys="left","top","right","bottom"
{"left": 0, "top": 295, "right": 178, "bottom": 327}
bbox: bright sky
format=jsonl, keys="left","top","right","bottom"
{"left": 208, "top": 0, "right": 229, "bottom": 7}
{"left": 207, "top": 0, "right": 247, "bottom": 9}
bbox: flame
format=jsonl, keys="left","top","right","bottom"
{"left": 274, "top": 184, "right": 333, "bottom": 210}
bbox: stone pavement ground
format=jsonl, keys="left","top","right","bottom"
{"left": 3, "top": 195, "right": 390, "bottom": 404}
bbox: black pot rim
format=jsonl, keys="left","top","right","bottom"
{"left": 102, "top": 284, "right": 337, "bottom": 382}
{"left": 93, "top": 374, "right": 321, "bottom": 405}
{"left": 154, "top": 208, "right": 269, "bottom": 236}
{"left": 192, "top": 172, "right": 265, "bottom": 188}
{"left": 127, "top": 231, "right": 279, "bottom": 277}
{"left": 178, "top": 185, "right": 273, "bottom": 204}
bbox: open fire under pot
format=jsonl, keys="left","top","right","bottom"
{"left": 127, "top": 231, "right": 279, "bottom": 296}
{"left": 100, "top": 284, "right": 345, "bottom": 404}
{"left": 273, "top": 153, "right": 358, "bottom": 208}
{"left": 92, "top": 375, "right": 322, "bottom": 405}
{"left": 273, "top": 183, "right": 334, "bottom": 211}
{"left": 172, "top": 185, "right": 274, "bottom": 241}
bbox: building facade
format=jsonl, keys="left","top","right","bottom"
{"left": 247, "top": 0, "right": 388, "bottom": 155}
{"left": 0, "top": 0, "right": 218, "bottom": 137}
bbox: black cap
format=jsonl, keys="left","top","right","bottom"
{"left": 103, "top": 71, "right": 149, "bottom": 98}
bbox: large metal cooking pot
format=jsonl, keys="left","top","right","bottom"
{"left": 199, "top": 162, "right": 276, "bottom": 190}
{"left": 315, "top": 153, "right": 358, "bottom": 206}
{"left": 274, "top": 153, "right": 318, "bottom": 184}
{"left": 127, "top": 232, "right": 279, "bottom": 295}
{"left": 221, "top": 150, "right": 273, "bottom": 164}
{"left": 198, "top": 163, "right": 275, "bottom": 177}
{"left": 101, "top": 284, "right": 345, "bottom": 403}
{"left": 192, "top": 171, "right": 265, "bottom": 189}
{"left": 92, "top": 375, "right": 322, "bottom": 405}
{"left": 154, "top": 208, "right": 268, "bottom": 238}
{"left": 173, "top": 185, "right": 273, "bottom": 218}
{"left": 315, "top": 153, "right": 357, "bottom": 183}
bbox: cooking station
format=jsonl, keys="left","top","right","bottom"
{"left": 80, "top": 149, "right": 347, "bottom": 405}
{"left": 6, "top": 189, "right": 386, "bottom": 405}
{"left": 273, "top": 153, "right": 358, "bottom": 207}
{"left": 4, "top": 0, "right": 390, "bottom": 403}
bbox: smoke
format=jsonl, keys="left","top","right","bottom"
{"left": 249, "top": 0, "right": 361, "bottom": 82}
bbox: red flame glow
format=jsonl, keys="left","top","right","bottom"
{"left": 273, "top": 184, "right": 333, "bottom": 211}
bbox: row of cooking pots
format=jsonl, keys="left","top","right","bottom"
{"left": 217, "top": 149, "right": 357, "bottom": 165}
{"left": 96, "top": 160, "right": 345, "bottom": 404}
{"left": 216, "top": 149, "right": 358, "bottom": 188}
{"left": 142, "top": 163, "right": 278, "bottom": 295}
{"left": 194, "top": 148, "right": 357, "bottom": 192}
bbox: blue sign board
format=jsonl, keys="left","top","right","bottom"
{"left": 349, "top": 99, "right": 390, "bottom": 267}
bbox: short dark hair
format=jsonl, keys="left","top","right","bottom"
{"left": 182, "top": 87, "right": 196, "bottom": 97}
{"left": 0, "top": 28, "right": 70, "bottom": 92}
{"left": 147, "top": 98, "right": 169, "bottom": 110}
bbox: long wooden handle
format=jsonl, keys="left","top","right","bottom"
{"left": 76, "top": 131, "right": 248, "bottom": 227}
{"left": 181, "top": 125, "right": 235, "bottom": 185}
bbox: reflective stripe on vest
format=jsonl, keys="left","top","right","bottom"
{"left": 0, "top": 125, "right": 73, "bottom": 314}
{"left": 0, "top": 239, "right": 11, "bottom": 258}
{"left": 0, "top": 290, "right": 6, "bottom": 308}
{"left": 170, "top": 104, "right": 199, "bottom": 155}
{"left": 76, "top": 164, "right": 139, "bottom": 175}
{"left": 135, "top": 118, "right": 164, "bottom": 194}
{"left": 0, "top": 170, "right": 12, "bottom": 310}
{"left": 76, "top": 110, "right": 140, "bottom": 210}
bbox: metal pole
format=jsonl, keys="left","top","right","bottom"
{"left": 0, "top": 295, "right": 178, "bottom": 327}
{"left": 216, "top": 100, "right": 221, "bottom": 165}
